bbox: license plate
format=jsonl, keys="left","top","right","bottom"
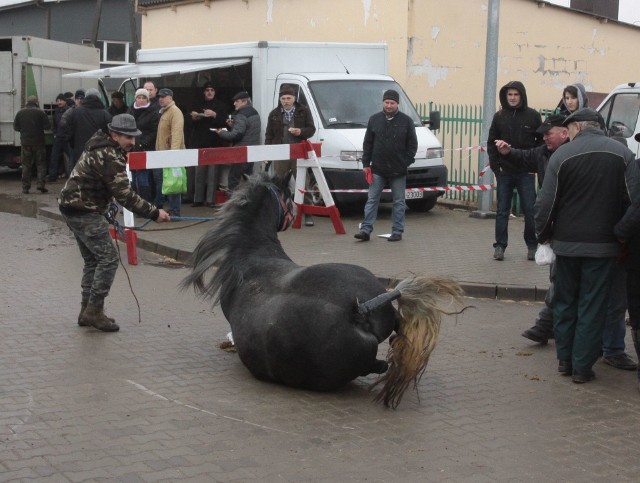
{"left": 405, "top": 190, "right": 424, "bottom": 200}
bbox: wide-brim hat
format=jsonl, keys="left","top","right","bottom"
{"left": 108, "top": 113, "right": 141, "bottom": 136}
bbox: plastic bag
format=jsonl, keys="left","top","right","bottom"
{"left": 161, "top": 167, "right": 187, "bottom": 195}
{"left": 535, "top": 243, "right": 555, "bottom": 266}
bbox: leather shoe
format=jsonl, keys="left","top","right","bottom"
{"left": 191, "top": 201, "right": 204, "bottom": 207}
{"left": 558, "top": 360, "right": 572, "bottom": 375}
{"left": 602, "top": 353, "right": 637, "bottom": 370}
{"left": 572, "top": 370, "right": 595, "bottom": 383}
{"left": 522, "top": 325, "right": 552, "bottom": 344}
{"left": 527, "top": 247, "right": 536, "bottom": 261}
{"left": 37, "top": 186, "right": 48, "bottom": 193}
{"left": 354, "top": 232, "right": 370, "bottom": 241}
{"left": 493, "top": 245, "right": 505, "bottom": 260}
{"left": 388, "top": 233, "right": 402, "bottom": 242}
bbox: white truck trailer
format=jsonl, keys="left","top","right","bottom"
{"left": 66, "top": 41, "right": 445, "bottom": 210}
{"left": 0, "top": 36, "right": 100, "bottom": 168}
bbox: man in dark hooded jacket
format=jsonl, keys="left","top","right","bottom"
{"left": 487, "top": 80, "right": 542, "bottom": 261}
{"left": 63, "top": 87, "right": 112, "bottom": 171}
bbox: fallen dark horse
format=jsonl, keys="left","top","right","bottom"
{"left": 182, "top": 172, "right": 464, "bottom": 408}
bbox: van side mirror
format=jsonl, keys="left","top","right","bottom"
{"left": 423, "top": 110, "right": 441, "bottom": 131}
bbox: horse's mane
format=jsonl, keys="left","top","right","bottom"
{"left": 181, "top": 171, "right": 291, "bottom": 304}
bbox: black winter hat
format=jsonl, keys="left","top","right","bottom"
{"left": 56, "top": 93, "right": 65, "bottom": 101}
{"left": 537, "top": 114, "right": 567, "bottom": 133}
{"left": 74, "top": 89, "right": 85, "bottom": 99}
{"left": 562, "top": 108, "right": 601, "bottom": 126}
{"left": 383, "top": 89, "right": 400, "bottom": 103}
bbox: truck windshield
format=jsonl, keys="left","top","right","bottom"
{"left": 308, "top": 80, "right": 423, "bottom": 128}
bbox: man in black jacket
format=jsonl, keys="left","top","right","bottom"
{"left": 189, "top": 82, "right": 228, "bottom": 207}
{"left": 535, "top": 108, "right": 637, "bottom": 383}
{"left": 13, "top": 95, "right": 51, "bottom": 194}
{"left": 354, "top": 89, "right": 417, "bottom": 242}
{"left": 488, "top": 81, "right": 542, "bottom": 261}
{"left": 63, "top": 88, "right": 112, "bottom": 172}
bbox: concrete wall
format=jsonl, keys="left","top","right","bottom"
{"left": 139, "top": 0, "right": 640, "bottom": 111}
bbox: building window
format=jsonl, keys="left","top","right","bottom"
{"left": 82, "top": 40, "right": 131, "bottom": 65}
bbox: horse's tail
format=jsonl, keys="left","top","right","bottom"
{"left": 370, "top": 276, "right": 465, "bottom": 409}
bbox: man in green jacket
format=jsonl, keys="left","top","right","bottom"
{"left": 59, "top": 114, "right": 170, "bottom": 332}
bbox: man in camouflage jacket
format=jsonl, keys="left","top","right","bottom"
{"left": 59, "top": 114, "right": 170, "bottom": 332}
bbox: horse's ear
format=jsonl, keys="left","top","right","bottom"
{"left": 284, "top": 169, "right": 294, "bottom": 188}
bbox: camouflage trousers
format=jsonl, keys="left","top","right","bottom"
{"left": 62, "top": 211, "right": 118, "bottom": 306}
{"left": 21, "top": 145, "right": 47, "bottom": 191}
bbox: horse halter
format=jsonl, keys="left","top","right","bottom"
{"left": 269, "top": 186, "right": 295, "bottom": 232}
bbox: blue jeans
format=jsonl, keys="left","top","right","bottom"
{"left": 360, "top": 174, "right": 406, "bottom": 236}
{"left": 494, "top": 172, "right": 536, "bottom": 249}
{"left": 603, "top": 263, "right": 628, "bottom": 357}
{"left": 152, "top": 168, "right": 181, "bottom": 214}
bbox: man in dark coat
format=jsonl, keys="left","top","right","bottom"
{"left": 487, "top": 80, "right": 542, "bottom": 261}
{"left": 63, "top": 88, "right": 112, "bottom": 171}
{"left": 47, "top": 93, "right": 70, "bottom": 182}
{"left": 215, "top": 91, "right": 261, "bottom": 191}
{"left": 265, "top": 84, "right": 316, "bottom": 224}
{"left": 535, "top": 108, "right": 637, "bottom": 383}
{"left": 13, "top": 95, "right": 51, "bottom": 194}
{"left": 189, "top": 82, "right": 228, "bottom": 207}
{"left": 354, "top": 89, "right": 418, "bottom": 242}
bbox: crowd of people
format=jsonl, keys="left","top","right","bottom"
{"left": 490, "top": 81, "right": 640, "bottom": 390}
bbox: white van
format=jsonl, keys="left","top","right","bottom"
{"left": 66, "top": 41, "right": 446, "bottom": 211}
{"left": 597, "top": 82, "right": 640, "bottom": 156}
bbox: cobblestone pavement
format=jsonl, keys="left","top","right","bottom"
{"left": 1, "top": 211, "right": 640, "bottom": 482}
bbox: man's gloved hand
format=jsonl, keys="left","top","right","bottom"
{"left": 363, "top": 167, "right": 373, "bottom": 185}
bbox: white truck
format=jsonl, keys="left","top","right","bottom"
{"left": 597, "top": 82, "right": 640, "bottom": 157}
{"left": 66, "top": 41, "right": 445, "bottom": 210}
{"left": 0, "top": 36, "right": 100, "bottom": 168}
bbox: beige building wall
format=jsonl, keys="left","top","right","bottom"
{"left": 140, "top": 0, "right": 640, "bottom": 111}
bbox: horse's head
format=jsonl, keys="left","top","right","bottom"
{"left": 227, "top": 170, "right": 295, "bottom": 233}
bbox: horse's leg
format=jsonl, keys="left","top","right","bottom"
{"left": 371, "top": 359, "right": 389, "bottom": 375}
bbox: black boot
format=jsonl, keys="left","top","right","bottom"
{"left": 633, "top": 329, "right": 640, "bottom": 392}
{"left": 522, "top": 324, "right": 553, "bottom": 344}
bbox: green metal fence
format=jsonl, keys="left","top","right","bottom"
{"left": 416, "top": 102, "right": 485, "bottom": 207}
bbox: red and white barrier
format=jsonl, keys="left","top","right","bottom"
{"left": 125, "top": 141, "right": 345, "bottom": 233}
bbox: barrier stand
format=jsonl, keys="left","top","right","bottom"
{"left": 108, "top": 226, "right": 139, "bottom": 265}
{"left": 292, "top": 140, "right": 345, "bottom": 234}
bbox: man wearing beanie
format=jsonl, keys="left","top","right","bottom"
{"left": 107, "top": 91, "right": 128, "bottom": 116}
{"left": 355, "top": 89, "right": 417, "bottom": 242}
{"left": 59, "top": 114, "right": 170, "bottom": 332}
{"left": 63, "top": 86, "right": 112, "bottom": 172}
{"left": 13, "top": 95, "right": 51, "bottom": 194}
{"left": 189, "top": 82, "right": 229, "bottom": 207}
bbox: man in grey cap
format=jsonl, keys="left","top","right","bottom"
{"left": 59, "top": 114, "right": 170, "bottom": 332}
{"left": 535, "top": 108, "right": 638, "bottom": 383}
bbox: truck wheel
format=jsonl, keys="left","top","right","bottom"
{"left": 407, "top": 197, "right": 437, "bottom": 212}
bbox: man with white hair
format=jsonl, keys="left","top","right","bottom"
{"left": 535, "top": 108, "right": 637, "bottom": 383}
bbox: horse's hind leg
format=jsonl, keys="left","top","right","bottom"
{"left": 361, "top": 359, "right": 388, "bottom": 376}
